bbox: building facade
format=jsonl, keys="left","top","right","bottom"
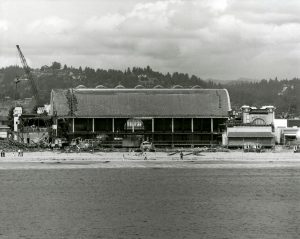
{"left": 225, "top": 106, "right": 276, "bottom": 148}
{"left": 50, "top": 88, "right": 231, "bottom": 147}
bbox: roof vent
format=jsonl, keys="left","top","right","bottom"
{"left": 172, "top": 85, "right": 183, "bottom": 89}
{"left": 134, "top": 85, "right": 144, "bottom": 89}
{"left": 95, "top": 85, "right": 105, "bottom": 89}
{"left": 115, "top": 84, "right": 125, "bottom": 89}
{"left": 192, "top": 85, "right": 202, "bottom": 89}
{"left": 75, "top": 85, "right": 86, "bottom": 89}
{"left": 153, "top": 85, "right": 163, "bottom": 89}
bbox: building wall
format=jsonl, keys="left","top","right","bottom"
{"left": 57, "top": 117, "right": 227, "bottom": 147}
{"left": 227, "top": 126, "right": 272, "bottom": 133}
{"left": 273, "top": 119, "right": 288, "bottom": 144}
{"left": 241, "top": 106, "right": 275, "bottom": 125}
{"left": 228, "top": 137, "right": 274, "bottom": 147}
{"left": 226, "top": 126, "right": 275, "bottom": 147}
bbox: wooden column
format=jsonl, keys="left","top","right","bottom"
{"left": 171, "top": 118, "right": 174, "bottom": 148}
{"left": 72, "top": 118, "right": 75, "bottom": 133}
{"left": 112, "top": 118, "right": 115, "bottom": 133}
{"left": 92, "top": 118, "right": 95, "bottom": 133}
{"left": 191, "top": 118, "right": 194, "bottom": 147}
{"left": 210, "top": 118, "right": 213, "bottom": 145}
{"left": 152, "top": 118, "right": 154, "bottom": 133}
{"left": 56, "top": 118, "right": 58, "bottom": 137}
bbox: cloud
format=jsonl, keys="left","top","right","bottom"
{"left": 0, "top": 20, "right": 8, "bottom": 32}
{"left": 85, "top": 14, "right": 125, "bottom": 31}
{"left": 27, "top": 16, "right": 73, "bottom": 35}
{"left": 3, "top": 0, "right": 300, "bottom": 80}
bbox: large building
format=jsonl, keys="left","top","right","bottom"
{"left": 225, "top": 106, "right": 276, "bottom": 148}
{"left": 49, "top": 87, "right": 231, "bottom": 147}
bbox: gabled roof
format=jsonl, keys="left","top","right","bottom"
{"left": 50, "top": 88, "right": 231, "bottom": 118}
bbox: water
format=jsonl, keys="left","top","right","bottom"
{"left": 0, "top": 167, "right": 299, "bottom": 238}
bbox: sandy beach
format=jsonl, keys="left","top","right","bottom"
{"left": 0, "top": 150, "right": 300, "bottom": 169}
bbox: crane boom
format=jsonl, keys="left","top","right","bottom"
{"left": 16, "top": 45, "right": 40, "bottom": 105}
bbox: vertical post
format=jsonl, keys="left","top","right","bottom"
{"left": 72, "top": 118, "right": 75, "bottom": 133}
{"left": 171, "top": 118, "right": 174, "bottom": 148}
{"left": 92, "top": 118, "right": 95, "bottom": 133}
{"left": 210, "top": 118, "right": 213, "bottom": 146}
{"left": 112, "top": 118, "right": 115, "bottom": 133}
{"left": 56, "top": 118, "right": 58, "bottom": 137}
{"left": 191, "top": 118, "right": 194, "bottom": 147}
{"left": 151, "top": 118, "right": 154, "bottom": 144}
{"left": 152, "top": 118, "right": 154, "bottom": 133}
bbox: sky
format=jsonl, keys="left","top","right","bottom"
{"left": 1, "top": 0, "right": 300, "bottom": 81}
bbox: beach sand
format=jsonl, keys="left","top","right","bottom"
{"left": 0, "top": 150, "right": 300, "bottom": 169}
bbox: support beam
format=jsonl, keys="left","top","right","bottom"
{"left": 211, "top": 118, "right": 214, "bottom": 133}
{"left": 191, "top": 118, "right": 194, "bottom": 133}
{"left": 92, "top": 118, "right": 95, "bottom": 133}
{"left": 112, "top": 118, "right": 115, "bottom": 133}
{"left": 152, "top": 118, "right": 154, "bottom": 133}
{"left": 171, "top": 118, "right": 174, "bottom": 133}
{"left": 56, "top": 118, "right": 58, "bottom": 137}
{"left": 71, "top": 118, "right": 74, "bottom": 133}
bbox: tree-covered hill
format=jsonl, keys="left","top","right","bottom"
{"left": 0, "top": 63, "right": 300, "bottom": 117}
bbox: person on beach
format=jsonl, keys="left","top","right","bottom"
{"left": 18, "top": 149, "right": 21, "bottom": 157}
{"left": 0, "top": 150, "right": 3, "bottom": 157}
{"left": 180, "top": 151, "right": 183, "bottom": 160}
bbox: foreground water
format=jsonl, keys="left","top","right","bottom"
{"left": 0, "top": 167, "right": 299, "bottom": 238}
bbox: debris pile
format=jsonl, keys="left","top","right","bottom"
{"left": 0, "top": 140, "right": 26, "bottom": 152}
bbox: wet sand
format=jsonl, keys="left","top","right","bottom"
{"left": 0, "top": 152, "right": 299, "bottom": 238}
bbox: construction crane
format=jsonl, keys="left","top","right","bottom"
{"left": 16, "top": 45, "right": 41, "bottom": 106}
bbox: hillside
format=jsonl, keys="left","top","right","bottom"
{"left": 0, "top": 63, "right": 300, "bottom": 117}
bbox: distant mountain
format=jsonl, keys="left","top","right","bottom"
{"left": 226, "top": 77, "right": 260, "bottom": 85}
{"left": 206, "top": 77, "right": 260, "bottom": 85}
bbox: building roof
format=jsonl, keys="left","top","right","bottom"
{"left": 228, "top": 132, "right": 274, "bottom": 138}
{"left": 50, "top": 88, "right": 231, "bottom": 118}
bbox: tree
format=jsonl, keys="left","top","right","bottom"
{"left": 7, "top": 106, "right": 14, "bottom": 129}
{"left": 51, "top": 61, "right": 61, "bottom": 70}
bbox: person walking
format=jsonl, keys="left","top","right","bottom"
{"left": 180, "top": 151, "right": 183, "bottom": 160}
